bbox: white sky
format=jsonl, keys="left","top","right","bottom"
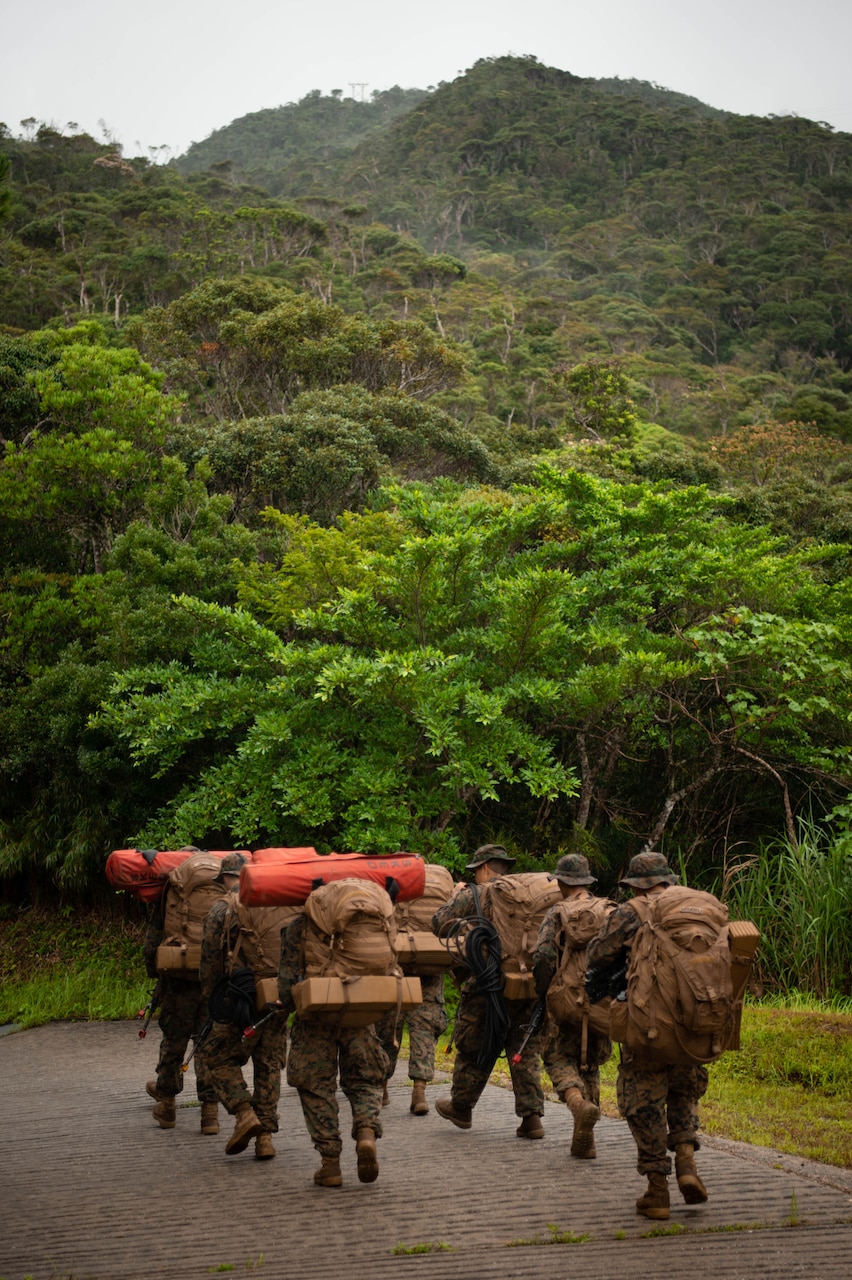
{"left": 2, "top": 0, "right": 851, "bottom": 159}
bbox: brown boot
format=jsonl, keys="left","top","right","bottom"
{"left": 516, "top": 1112, "right": 545, "bottom": 1139}
{"left": 145, "top": 1079, "right": 162, "bottom": 1102}
{"left": 381, "top": 1084, "right": 390, "bottom": 1107}
{"left": 200, "top": 1101, "right": 219, "bottom": 1135}
{"left": 675, "top": 1142, "right": 708, "bottom": 1203}
{"left": 563, "top": 1087, "right": 600, "bottom": 1159}
{"left": 355, "top": 1127, "right": 379, "bottom": 1183}
{"left": 410, "top": 1080, "right": 429, "bottom": 1115}
{"left": 255, "top": 1132, "right": 276, "bottom": 1160}
{"left": 435, "top": 1098, "right": 472, "bottom": 1130}
{"left": 225, "top": 1101, "right": 262, "bottom": 1155}
{"left": 152, "top": 1096, "right": 176, "bottom": 1128}
{"left": 636, "top": 1172, "right": 670, "bottom": 1220}
{"left": 314, "top": 1156, "right": 343, "bottom": 1187}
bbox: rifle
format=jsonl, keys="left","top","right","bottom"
{"left": 181, "top": 1017, "right": 213, "bottom": 1072}
{"left": 137, "top": 979, "right": 163, "bottom": 1039}
{"left": 511, "top": 995, "right": 547, "bottom": 1064}
{"left": 584, "top": 955, "right": 628, "bottom": 1005}
{"left": 242, "top": 1002, "right": 288, "bottom": 1041}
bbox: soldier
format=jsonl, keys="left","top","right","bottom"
{"left": 432, "top": 843, "right": 547, "bottom": 1138}
{"left": 199, "top": 858, "right": 291, "bottom": 1161}
{"left": 586, "top": 851, "right": 710, "bottom": 1220}
{"left": 278, "top": 912, "right": 388, "bottom": 1187}
{"left": 533, "top": 853, "right": 613, "bottom": 1159}
{"left": 143, "top": 846, "right": 220, "bottom": 1135}
{"left": 374, "top": 973, "right": 448, "bottom": 1114}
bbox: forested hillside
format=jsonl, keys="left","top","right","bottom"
{"left": 1, "top": 58, "right": 851, "bottom": 982}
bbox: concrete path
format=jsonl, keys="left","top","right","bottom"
{"left": 0, "top": 1021, "right": 850, "bottom": 1280}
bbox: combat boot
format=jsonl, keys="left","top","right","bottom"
{"left": 636, "top": 1172, "right": 670, "bottom": 1220}
{"left": 225, "top": 1101, "right": 262, "bottom": 1155}
{"left": 152, "top": 1096, "right": 176, "bottom": 1128}
{"left": 200, "top": 1101, "right": 219, "bottom": 1135}
{"left": 145, "top": 1079, "right": 162, "bottom": 1102}
{"left": 562, "top": 1086, "right": 600, "bottom": 1159}
{"left": 314, "top": 1157, "right": 343, "bottom": 1187}
{"left": 410, "top": 1080, "right": 429, "bottom": 1115}
{"left": 516, "top": 1112, "right": 545, "bottom": 1139}
{"left": 435, "top": 1098, "right": 472, "bottom": 1130}
{"left": 255, "top": 1132, "right": 276, "bottom": 1160}
{"left": 355, "top": 1127, "right": 379, "bottom": 1183}
{"left": 675, "top": 1142, "right": 708, "bottom": 1203}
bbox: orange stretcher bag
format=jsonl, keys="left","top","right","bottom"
{"left": 105, "top": 848, "right": 251, "bottom": 902}
{"left": 239, "top": 851, "right": 426, "bottom": 907}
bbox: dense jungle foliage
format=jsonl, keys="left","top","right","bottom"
{"left": 1, "top": 57, "right": 851, "bottom": 997}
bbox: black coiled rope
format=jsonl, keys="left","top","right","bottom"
{"left": 208, "top": 967, "right": 256, "bottom": 1030}
{"left": 439, "top": 891, "right": 511, "bottom": 1070}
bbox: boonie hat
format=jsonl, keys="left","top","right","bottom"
{"left": 619, "top": 851, "right": 678, "bottom": 890}
{"left": 464, "top": 843, "right": 516, "bottom": 872}
{"left": 219, "top": 852, "right": 249, "bottom": 876}
{"left": 549, "top": 853, "right": 597, "bottom": 885}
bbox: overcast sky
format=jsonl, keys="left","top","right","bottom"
{"left": 3, "top": 0, "right": 851, "bottom": 158}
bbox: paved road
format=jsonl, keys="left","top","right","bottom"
{"left": 0, "top": 1021, "right": 850, "bottom": 1280}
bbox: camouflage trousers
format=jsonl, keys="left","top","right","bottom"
{"left": 287, "top": 1018, "right": 388, "bottom": 1159}
{"left": 616, "top": 1048, "right": 709, "bottom": 1176}
{"left": 153, "top": 977, "right": 216, "bottom": 1102}
{"left": 449, "top": 991, "right": 545, "bottom": 1118}
{"left": 542, "top": 1016, "right": 612, "bottom": 1107}
{"left": 203, "top": 1015, "right": 288, "bottom": 1133}
{"left": 374, "top": 975, "right": 448, "bottom": 1082}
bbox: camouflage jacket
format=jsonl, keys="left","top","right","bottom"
{"left": 199, "top": 895, "right": 235, "bottom": 1000}
{"left": 584, "top": 901, "right": 641, "bottom": 971}
{"left": 143, "top": 896, "right": 166, "bottom": 980}
{"left": 277, "top": 915, "right": 305, "bottom": 1016}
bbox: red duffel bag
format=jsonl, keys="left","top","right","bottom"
{"left": 106, "top": 848, "right": 251, "bottom": 902}
{"left": 239, "top": 851, "right": 426, "bottom": 907}
{"left": 251, "top": 847, "right": 318, "bottom": 863}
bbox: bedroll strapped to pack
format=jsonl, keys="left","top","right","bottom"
{"left": 105, "top": 848, "right": 249, "bottom": 903}
{"left": 156, "top": 851, "right": 233, "bottom": 978}
{"left": 608, "top": 885, "right": 736, "bottom": 1067}
{"left": 294, "top": 879, "right": 413, "bottom": 1026}
{"left": 545, "top": 895, "right": 617, "bottom": 1035}
{"left": 239, "top": 851, "right": 426, "bottom": 907}
{"left": 487, "top": 872, "right": 562, "bottom": 999}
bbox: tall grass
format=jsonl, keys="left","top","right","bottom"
{"left": 720, "top": 818, "right": 852, "bottom": 1001}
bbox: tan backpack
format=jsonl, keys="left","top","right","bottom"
{"left": 223, "top": 895, "right": 298, "bottom": 977}
{"left": 302, "top": 879, "right": 400, "bottom": 979}
{"left": 609, "top": 885, "right": 734, "bottom": 1067}
{"left": 545, "top": 895, "right": 617, "bottom": 1034}
{"left": 486, "top": 872, "right": 562, "bottom": 996}
{"left": 157, "top": 852, "right": 230, "bottom": 977}
{"left": 394, "top": 862, "right": 454, "bottom": 933}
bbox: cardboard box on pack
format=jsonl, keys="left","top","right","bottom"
{"left": 726, "top": 920, "right": 761, "bottom": 1050}
{"left": 396, "top": 932, "right": 454, "bottom": 973}
{"left": 254, "top": 977, "right": 280, "bottom": 1009}
{"left": 501, "top": 967, "right": 536, "bottom": 1000}
{"left": 156, "top": 943, "right": 201, "bottom": 976}
{"left": 293, "top": 975, "right": 423, "bottom": 1026}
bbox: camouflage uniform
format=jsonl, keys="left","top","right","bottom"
{"left": 586, "top": 875, "right": 708, "bottom": 1177}
{"left": 200, "top": 896, "right": 288, "bottom": 1134}
{"left": 144, "top": 901, "right": 216, "bottom": 1103}
{"left": 432, "top": 883, "right": 545, "bottom": 1118}
{"left": 279, "top": 915, "right": 387, "bottom": 1159}
{"left": 374, "top": 974, "right": 448, "bottom": 1083}
{"left": 533, "top": 894, "right": 612, "bottom": 1106}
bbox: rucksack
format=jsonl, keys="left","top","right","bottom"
{"left": 545, "top": 895, "right": 617, "bottom": 1035}
{"left": 394, "top": 863, "right": 454, "bottom": 933}
{"left": 156, "top": 852, "right": 230, "bottom": 977}
{"left": 302, "top": 879, "right": 400, "bottom": 979}
{"left": 221, "top": 893, "right": 297, "bottom": 977}
{"left": 486, "top": 872, "right": 562, "bottom": 996}
{"left": 609, "top": 885, "right": 734, "bottom": 1067}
